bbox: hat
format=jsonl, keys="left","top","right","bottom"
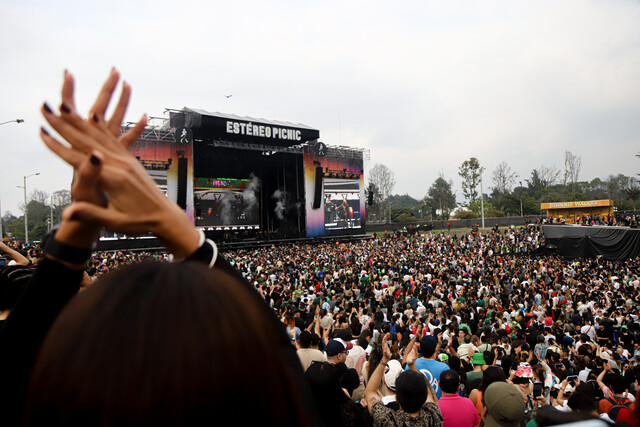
{"left": 484, "top": 382, "right": 525, "bottom": 427}
{"left": 515, "top": 362, "right": 533, "bottom": 378}
{"left": 383, "top": 360, "right": 403, "bottom": 391}
{"left": 439, "top": 353, "right": 449, "bottom": 362}
{"left": 325, "top": 339, "right": 352, "bottom": 356}
{"left": 472, "top": 353, "right": 486, "bottom": 365}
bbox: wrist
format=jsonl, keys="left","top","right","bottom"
{"left": 152, "top": 207, "right": 200, "bottom": 258}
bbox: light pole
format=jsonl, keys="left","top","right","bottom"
{"left": 0, "top": 119, "right": 24, "bottom": 240}
{"left": 19, "top": 173, "right": 40, "bottom": 243}
{"left": 519, "top": 180, "right": 523, "bottom": 217}
{"left": 0, "top": 119, "right": 24, "bottom": 126}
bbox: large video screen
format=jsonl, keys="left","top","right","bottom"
{"left": 194, "top": 177, "right": 260, "bottom": 230}
{"left": 324, "top": 178, "right": 362, "bottom": 230}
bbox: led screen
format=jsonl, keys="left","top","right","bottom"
{"left": 324, "top": 178, "right": 362, "bottom": 230}
{"left": 194, "top": 177, "right": 260, "bottom": 230}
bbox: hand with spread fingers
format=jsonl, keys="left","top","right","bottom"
{"left": 40, "top": 69, "right": 200, "bottom": 259}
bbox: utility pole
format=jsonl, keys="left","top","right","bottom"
{"left": 480, "top": 174, "right": 485, "bottom": 229}
{"left": 19, "top": 173, "right": 40, "bottom": 243}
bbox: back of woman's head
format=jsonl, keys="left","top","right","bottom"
{"left": 305, "top": 362, "right": 345, "bottom": 426}
{"left": 480, "top": 366, "right": 506, "bottom": 392}
{"left": 25, "top": 261, "right": 310, "bottom": 426}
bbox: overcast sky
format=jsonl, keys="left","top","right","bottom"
{"left": 1, "top": 0, "right": 639, "bottom": 216}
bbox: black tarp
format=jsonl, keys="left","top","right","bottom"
{"left": 542, "top": 225, "right": 640, "bottom": 260}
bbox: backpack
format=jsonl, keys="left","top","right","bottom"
{"left": 389, "top": 322, "right": 398, "bottom": 335}
{"left": 605, "top": 397, "right": 631, "bottom": 421}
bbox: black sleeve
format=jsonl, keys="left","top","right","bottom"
{"left": 0, "top": 258, "right": 83, "bottom": 425}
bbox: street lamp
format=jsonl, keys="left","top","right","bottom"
{"left": 519, "top": 180, "right": 523, "bottom": 217}
{"left": 0, "top": 119, "right": 24, "bottom": 241}
{"left": 0, "top": 119, "right": 24, "bottom": 126}
{"left": 18, "top": 173, "right": 40, "bottom": 243}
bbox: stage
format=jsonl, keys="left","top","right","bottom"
{"left": 542, "top": 224, "right": 640, "bottom": 260}
{"left": 115, "top": 108, "right": 369, "bottom": 247}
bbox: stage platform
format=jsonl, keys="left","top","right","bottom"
{"left": 96, "top": 233, "right": 372, "bottom": 253}
{"left": 542, "top": 224, "right": 640, "bottom": 260}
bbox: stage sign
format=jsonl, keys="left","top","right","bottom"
{"left": 193, "top": 111, "right": 320, "bottom": 147}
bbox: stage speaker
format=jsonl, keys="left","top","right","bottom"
{"left": 177, "top": 157, "right": 188, "bottom": 210}
{"left": 312, "top": 166, "right": 323, "bottom": 209}
{"left": 368, "top": 187, "right": 375, "bottom": 206}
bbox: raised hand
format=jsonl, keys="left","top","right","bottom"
{"left": 40, "top": 69, "right": 200, "bottom": 259}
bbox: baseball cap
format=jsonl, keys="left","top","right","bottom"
{"left": 484, "top": 382, "right": 525, "bottom": 427}
{"left": 383, "top": 360, "right": 403, "bottom": 392}
{"left": 325, "top": 339, "right": 353, "bottom": 356}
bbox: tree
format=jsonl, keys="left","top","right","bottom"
{"left": 491, "top": 161, "right": 518, "bottom": 195}
{"left": 51, "top": 189, "right": 72, "bottom": 227}
{"left": 368, "top": 163, "right": 396, "bottom": 222}
{"left": 625, "top": 180, "right": 640, "bottom": 210}
{"left": 369, "top": 164, "right": 396, "bottom": 201}
{"left": 426, "top": 174, "right": 457, "bottom": 219}
{"left": 563, "top": 150, "right": 582, "bottom": 192}
{"left": 527, "top": 165, "right": 561, "bottom": 193}
{"left": 458, "top": 157, "right": 484, "bottom": 207}
{"left": 604, "top": 174, "right": 631, "bottom": 202}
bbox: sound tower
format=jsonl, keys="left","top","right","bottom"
{"left": 367, "top": 185, "right": 375, "bottom": 206}
{"left": 312, "top": 166, "right": 323, "bottom": 209}
{"left": 177, "top": 157, "right": 188, "bottom": 210}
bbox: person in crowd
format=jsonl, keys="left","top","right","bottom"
{"left": 483, "top": 381, "right": 525, "bottom": 427}
{"left": 298, "top": 330, "right": 325, "bottom": 372}
{"left": 437, "top": 369, "right": 480, "bottom": 427}
{"left": 366, "top": 335, "right": 443, "bottom": 426}
{"left": 408, "top": 334, "right": 449, "bottom": 399}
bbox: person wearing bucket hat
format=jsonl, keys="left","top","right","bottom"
{"left": 465, "top": 352, "right": 486, "bottom": 392}
{"left": 484, "top": 381, "right": 525, "bottom": 427}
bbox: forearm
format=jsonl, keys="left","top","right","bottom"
{"left": 365, "top": 358, "right": 388, "bottom": 401}
{"left": 0, "top": 242, "right": 29, "bottom": 265}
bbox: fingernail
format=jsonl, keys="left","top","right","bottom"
{"left": 70, "top": 212, "right": 79, "bottom": 221}
{"left": 92, "top": 113, "right": 99, "bottom": 123}
{"left": 64, "top": 69, "right": 68, "bottom": 75}
{"left": 60, "top": 102, "right": 71, "bottom": 114}
{"left": 43, "top": 103, "right": 53, "bottom": 114}
{"left": 41, "top": 127, "right": 50, "bottom": 136}
{"left": 90, "top": 154, "right": 100, "bottom": 166}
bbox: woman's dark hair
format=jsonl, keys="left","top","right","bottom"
{"left": 25, "top": 261, "right": 312, "bottom": 426}
{"left": 305, "top": 362, "right": 348, "bottom": 426}
{"left": 480, "top": 366, "right": 506, "bottom": 392}
{"left": 366, "top": 344, "right": 383, "bottom": 383}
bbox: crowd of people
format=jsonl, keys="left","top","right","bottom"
{"left": 2, "top": 69, "right": 640, "bottom": 426}
{"left": 3, "top": 218, "right": 640, "bottom": 425}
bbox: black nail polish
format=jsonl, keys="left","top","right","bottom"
{"left": 69, "top": 212, "right": 79, "bottom": 221}
{"left": 41, "top": 127, "right": 50, "bottom": 136}
{"left": 43, "top": 103, "right": 53, "bottom": 114}
{"left": 92, "top": 113, "right": 99, "bottom": 123}
{"left": 90, "top": 154, "right": 100, "bottom": 166}
{"left": 60, "top": 103, "right": 71, "bottom": 114}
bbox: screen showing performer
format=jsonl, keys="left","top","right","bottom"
{"left": 323, "top": 178, "right": 361, "bottom": 230}
{"left": 194, "top": 177, "right": 260, "bottom": 229}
